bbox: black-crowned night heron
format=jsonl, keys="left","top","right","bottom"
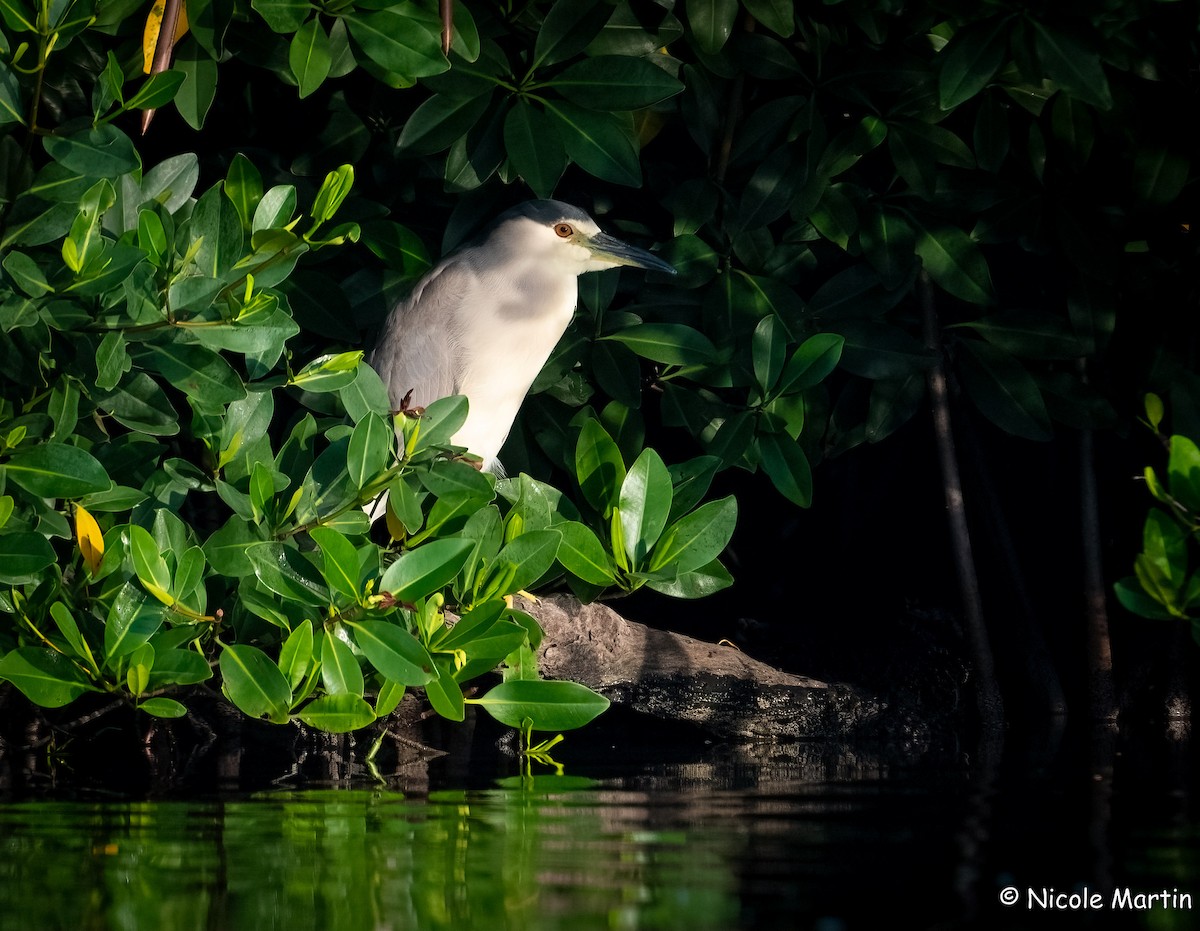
{"left": 368, "top": 200, "right": 676, "bottom": 472}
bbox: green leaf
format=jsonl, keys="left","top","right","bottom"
{"left": 649, "top": 495, "right": 737, "bottom": 574}
{"left": 129, "top": 524, "right": 173, "bottom": 606}
{"left": 452, "top": 619, "right": 531, "bottom": 681}
{"left": 140, "top": 697, "right": 188, "bottom": 718}
{"left": 296, "top": 693, "right": 376, "bottom": 732}
{"left": 172, "top": 40, "right": 217, "bottom": 130}
{"left": 49, "top": 602, "right": 94, "bottom": 671}
{"left": 202, "top": 517, "right": 263, "bottom": 578}
{"left": 347, "top": 620, "right": 435, "bottom": 686}
{"left": 247, "top": 541, "right": 331, "bottom": 606}
{"left": 532, "top": 0, "right": 613, "bottom": 68}
{"left": 553, "top": 56, "right": 683, "bottom": 110}
{"left": 743, "top": 0, "right": 793, "bottom": 37}
{"left": 278, "top": 620, "right": 314, "bottom": 691}
{"left": 504, "top": 101, "right": 567, "bottom": 199}
{"left": 380, "top": 538, "right": 474, "bottom": 602}
{"left": 310, "top": 526, "right": 362, "bottom": 604}
{"left": 752, "top": 314, "right": 786, "bottom": 396}
{"left": 0, "top": 61, "right": 25, "bottom": 126}
{"left": 126, "top": 642, "right": 153, "bottom": 696}
{"left": 1132, "top": 146, "right": 1189, "bottom": 207}
{"left": 123, "top": 70, "right": 186, "bottom": 112}
{"left": 5, "top": 443, "right": 110, "bottom": 498}
{"left": 417, "top": 458, "right": 494, "bottom": 503}
{"left": 104, "top": 582, "right": 164, "bottom": 664}
{"left": 224, "top": 154, "right": 262, "bottom": 230}
{"left": 347, "top": 413, "right": 392, "bottom": 489}
{"left": 43, "top": 125, "right": 140, "bottom": 178}
{"left": 290, "top": 351, "right": 362, "bottom": 392}
{"left": 575, "top": 418, "right": 626, "bottom": 516}
{"left": 484, "top": 529, "right": 562, "bottom": 598}
{"left": 544, "top": 102, "right": 641, "bottom": 187}
{"left": 1114, "top": 576, "right": 1176, "bottom": 621}
{"left": 398, "top": 92, "right": 491, "bottom": 156}
{"left": 0, "top": 647, "right": 96, "bottom": 708}
{"left": 938, "top": 19, "right": 1009, "bottom": 109}
{"left": 618, "top": 448, "right": 672, "bottom": 566}
{"left": 859, "top": 208, "right": 916, "bottom": 290}
{"left": 290, "top": 16, "right": 332, "bottom": 98}
{"left": 1168, "top": 435, "right": 1200, "bottom": 513}
{"left": 94, "top": 374, "right": 179, "bottom": 435}
{"left": 252, "top": 0, "right": 309, "bottom": 32}
{"left": 914, "top": 224, "right": 995, "bottom": 305}
{"left": 374, "top": 678, "right": 405, "bottom": 717}
{"left": 603, "top": 323, "right": 717, "bottom": 365}
{"left": 757, "top": 431, "right": 812, "bottom": 507}
{"left": 253, "top": 185, "right": 298, "bottom": 232}
{"left": 143, "top": 343, "right": 247, "bottom": 406}
{"left": 219, "top": 643, "right": 293, "bottom": 723}
{"left": 146, "top": 649, "right": 211, "bottom": 688}
{"left": 321, "top": 630, "right": 365, "bottom": 697}
{"left": 343, "top": 6, "right": 446, "bottom": 83}
{"left": 707, "top": 410, "right": 755, "bottom": 466}
{"left": 778, "top": 333, "right": 844, "bottom": 395}
{"left": 954, "top": 339, "right": 1052, "bottom": 441}
{"left": 688, "top": 0, "right": 737, "bottom": 55}
{"left": 424, "top": 657, "right": 464, "bottom": 721}
{"left": 0, "top": 531, "right": 56, "bottom": 581}
{"left": 646, "top": 557, "right": 734, "bottom": 599}
{"left": 737, "top": 147, "right": 805, "bottom": 231}
{"left": 1031, "top": 21, "right": 1112, "bottom": 110}
{"left": 3, "top": 251, "right": 52, "bottom": 297}
{"left": 556, "top": 521, "right": 615, "bottom": 585}
{"left": 471, "top": 679, "right": 609, "bottom": 731}
{"left": 952, "top": 312, "right": 1088, "bottom": 361}
{"left": 340, "top": 362, "right": 392, "bottom": 422}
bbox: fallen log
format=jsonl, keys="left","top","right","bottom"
{"left": 519, "top": 594, "right": 900, "bottom": 740}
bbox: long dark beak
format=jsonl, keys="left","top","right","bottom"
{"left": 588, "top": 231, "right": 677, "bottom": 275}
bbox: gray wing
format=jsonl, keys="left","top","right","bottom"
{"left": 367, "top": 258, "right": 471, "bottom": 411}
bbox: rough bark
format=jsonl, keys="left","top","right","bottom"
{"left": 520, "top": 593, "right": 902, "bottom": 740}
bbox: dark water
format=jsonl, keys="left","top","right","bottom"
{"left": 0, "top": 720, "right": 1195, "bottom": 931}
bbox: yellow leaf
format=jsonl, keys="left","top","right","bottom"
{"left": 142, "top": 0, "right": 190, "bottom": 74}
{"left": 75, "top": 504, "right": 104, "bottom": 576}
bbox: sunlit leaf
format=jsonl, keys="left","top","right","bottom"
{"left": 219, "top": 643, "right": 293, "bottom": 723}
{"left": 379, "top": 538, "right": 474, "bottom": 602}
{"left": 470, "top": 679, "right": 609, "bottom": 731}
{"left": 296, "top": 693, "right": 376, "bottom": 732}
{"left": 5, "top": 443, "right": 110, "bottom": 498}
{"left": 321, "top": 630, "right": 364, "bottom": 697}
{"left": 0, "top": 647, "right": 97, "bottom": 707}
{"left": 347, "top": 620, "right": 435, "bottom": 686}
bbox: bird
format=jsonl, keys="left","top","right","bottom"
{"left": 368, "top": 200, "right": 676, "bottom": 474}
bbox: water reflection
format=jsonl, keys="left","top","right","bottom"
{"left": 0, "top": 726, "right": 1195, "bottom": 930}
{"left": 0, "top": 789, "right": 748, "bottom": 931}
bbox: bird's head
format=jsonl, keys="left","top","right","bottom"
{"left": 485, "top": 200, "right": 677, "bottom": 278}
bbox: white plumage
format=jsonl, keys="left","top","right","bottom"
{"left": 368, "top": 200, "right": 675, "bottom": 471}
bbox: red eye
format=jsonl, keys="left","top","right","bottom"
{"left": 554, "top": 223, "right": 574, "bottom": 238}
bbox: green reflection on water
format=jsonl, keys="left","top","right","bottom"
{"left": 0, "top": 788, "right": 741, "bottom": 931}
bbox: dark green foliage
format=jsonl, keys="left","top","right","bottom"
{"left": 2, "top": 0, "right": 1199, "bottom": 733}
